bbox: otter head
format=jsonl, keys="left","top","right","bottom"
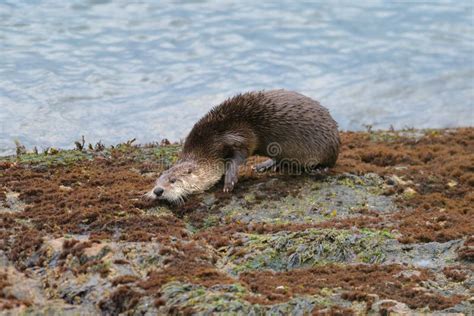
{"left": 146, "top": 159, "right": 224, "bottom": 203}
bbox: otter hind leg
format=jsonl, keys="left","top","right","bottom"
{"left": 253, "top": 158, "right": 277, "bottom": 173}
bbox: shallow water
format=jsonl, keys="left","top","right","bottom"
{"left": 0, "top": 0, "right": 473, "bottom": 155}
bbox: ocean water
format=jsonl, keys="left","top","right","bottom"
{"left": 0, "top": 0, "right": 473, "bottom": 155}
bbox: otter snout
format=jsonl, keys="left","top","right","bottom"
{"left": 153, "top": 187, "right": 164, "bottom": 197}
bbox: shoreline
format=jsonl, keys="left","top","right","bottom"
{"left": 1, "top": 127, "right": 473, "bottom": 314}
{"left": 2, "top": 126, "right": 473, "bottom": 159}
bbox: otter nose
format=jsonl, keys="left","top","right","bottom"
{"left": 153, "top": 187, "right": 164, "bottom": 197}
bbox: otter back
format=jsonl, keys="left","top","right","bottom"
{"left": 183, "top": 89, "right": 340, "bottom": 168}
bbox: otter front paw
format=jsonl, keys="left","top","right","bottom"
{"left": 223, "top": 177, "right": 237, "bottom": 193}
{"left": 223, "top": 150, "right": 246, "bottom": 193}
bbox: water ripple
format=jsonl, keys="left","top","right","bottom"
{"left": 0, "top": 0, "right": 473, "bottom": 155}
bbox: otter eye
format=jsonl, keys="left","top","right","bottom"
{"left": 169, "top": 178, "right": 177, "bottom": 184}
{"left": 187, "top": 169, "right": 193, "bottom": 174}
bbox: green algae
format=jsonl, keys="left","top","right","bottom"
{"left": 146, "top": 205, "right": 175, "bottom": 217}
{"left": 202, "top": 214, "right": 221, "bottom": 229}
{"left": 1, "top": 150, "right": 93, "bottom": 167}
{"left": 159, "top": 281, "right": 337, "bottom": 315}
{"left": 151, "top": 144, "right": 181, "bottom": 163}
{"left": 223, "top": 228, "right": 394, "bottom": 274}
{"left": 200, "top": 173, "right": 396, "bottom": 231}
{"left": 161, "top": 282, "right": 252, "bottom": 313}
{"left": 0, "top": 141, "right": 181, "bottom": 169}
{"left": 367, "top": 129, "right": 429, "bottom": 143}
{"left": 337, "top": 176, "right": 362, "bottom": 188}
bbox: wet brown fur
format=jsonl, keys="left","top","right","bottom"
{"left": 149, "top": 89, "right": 340, "bottom": 201}
{"left": 183, "top": 89, "right": 340, "bottom": 166}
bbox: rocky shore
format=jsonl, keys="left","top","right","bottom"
{"left": 1, "top": 128, "right": 473, "bottom": 315}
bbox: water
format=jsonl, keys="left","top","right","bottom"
{"left": 0, "top": 0, "right": 473, "bottom": 156}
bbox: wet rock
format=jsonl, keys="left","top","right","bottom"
{"left": 202, "top": 194, "right": 217, "bottom": 207}
{"left": 1, "top": 303, "right": 98, "bottom": 316}
{"left": 220, "top": 228, "right": 393, "bottom": 274}
{"left": 157, "top": 281, "right": 340, "bottom": 315}
{"left": 387, "top": 174, "right": 410, "bottom": 187}
{"left": 0, "top": 191, "right": 26, "bottom": 213}
{"left": 211, "top": 174, "right": 397, "bottom": 227}
{"left": 403, "top": 187, "right": 417, "bottom": 199}
{"left": 383, "top": 239, "right": 463, "bottom": 269}
{"left": 370, "top": 299, "right": 411, "bottom": 315}
{"left": 434, "top": 301, "right": 473, "bottom": 316}
{"left": 1, "top": 266, "right": 45, "bottom": 305}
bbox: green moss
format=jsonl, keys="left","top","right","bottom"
{"left": 226, "top": 228, "right": 394, "bottom": 274}
{"left": 402, "top": 188, "right": 417, "bottom": 199}
{"left": 337, "top": 177, "right": 358, "bottom": 188}
{"left": 360, "top": 249, "right": 385, "bottom": 264}
{"left": 148, "top": 206, "right": 175, "bottom": 217}
{"left": 369, "top": 131, "right": 400, "bottom": 143}
{"left": 209, "top": 173, "right": 394, "bottom": 228}
{"left": 202, "top": 215, "right": 221, "bottom": 228}
{"left": 160, "top": 281, "right": 331, "bottom": 314}
{"left": 89, "top": 261, "right": 110, "bottom": 275}
{"left": 161, "top": 282, "right": 256, "bottom": 314}
{"left": 152, "top": 145, "right": 181, "bottom": 165}
{"left": 337, "top": 175, "right": 374, "bottom": 189}
{"left": 243, "top": 193, "right": 256, "bottom": 203}
{"left": 0, "top": 142, "right": 182, "bottom": 169}
{"left": 2, "top": 150, "right": 92, "bottom": 166}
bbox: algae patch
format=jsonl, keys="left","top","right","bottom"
{"left": 208, "top": 173, "right": 396, "bottom": 228}
{"left": 221, "top": 228, "right": 393, "bottom": 274}
{"left": 157, "top": 281, "right": 344, "bottom": 315}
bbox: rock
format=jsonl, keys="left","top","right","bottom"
{"left": 388, "top": 175, "right": 408, "bottom": 186}
{"left": 403, "top": 187, "right": 417, "bottom": 198}
{"left": 0, "top": 191, "right": 26, "bottom": 213}
{"left": 202, "top": 194, "right": 217, "bottom": 207}
{"left": 447, "top": 180, "right": 458, "bottom": 188}
{"left": 59, "top": 185, "right": 73, "bottom": 192}
{"left": 1, "top": 266, "right": 45, "bottom": 305}
{"left": 370, "top": 299, "right": 411, "bottom": 315}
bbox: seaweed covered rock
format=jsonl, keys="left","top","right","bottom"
{"left": 1, "top": 128, "right": 473, "bottom": 314}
